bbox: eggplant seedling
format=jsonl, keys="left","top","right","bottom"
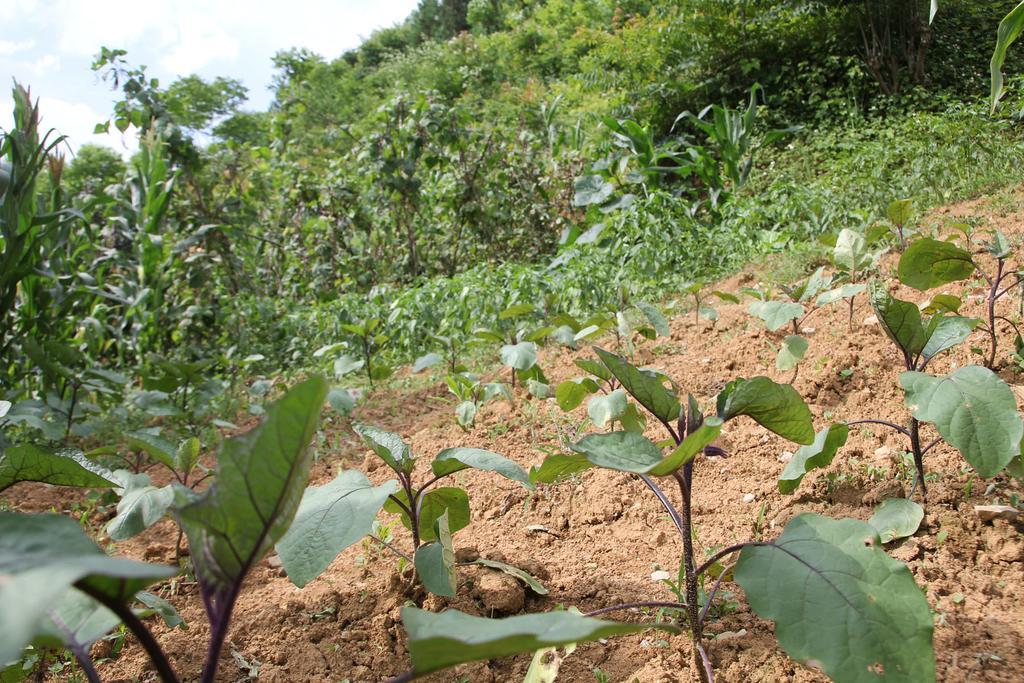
{"left": 897, "top": 228, "right": 1020, "bottom": 369}
{"left": 681, "top": 279, "right": 738, "bottom": 324}
{"left": 388, "top": 348, "right": 934, "bottom": 683}
{"left": 275, "top": 424, "right": 544, "bottom": 600}
{"left": 341, "top": 317, "right": 393, "bottom": 388}
{"left": 849, "top": 282, "right": 1022, "bottom": 497}
{"left": 445, "top": 372, "right": 511, "bottom": 429}
{"left": 0, "top": 376, "right": 329, "bottom": 683}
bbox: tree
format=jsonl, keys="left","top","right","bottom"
{"left": 63, "top": 143, "right": 126, "bottom": 197}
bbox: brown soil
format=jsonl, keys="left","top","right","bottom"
{"left": 8, "top": 189, "right": 1024, "bottom": 682}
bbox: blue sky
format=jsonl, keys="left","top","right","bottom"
{"left": 1, "top": 0, "right": 420, "bottom": 154}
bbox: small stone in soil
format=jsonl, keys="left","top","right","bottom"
{"left": 742, "top": 493, "right": 756, "bottom": 504}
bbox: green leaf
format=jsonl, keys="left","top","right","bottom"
{"left": 276, "top": 470, "right": 398, "bottom": 588}
{"left": 698, "top": 305, "right": 719, "bottom": 321}
{"left": 176, "top": 437, "right": 200, "bottom": 473}
{"left": 573, "top": 175, "right": 615, "bottom": 207}
{"left": 897, "top": 238, "right": 974, "bottom": 291}
{"left": 455, "top": 401, "right": 477, "bottom": 427}
{"left": 593, "top": 348, "right": 680, "bottom": 423}
{"left": 0, "top": 446, "right": 116, "bottom": 493}
{"left": 574, "top": 358, "right": 611, "bottom": 382}
{"left": 413, "top": 353, "right": 443, "bottom": 373}
{"left": 571, "top": 431, "right": 663, "bottom": 474}
{"left": 385, "top": 487, "right": 471, "bottom": 542}
{"left": 901, "top": 366, "right": 1023, "bottom": 477}
{"left": 776, "top": 335, "right": 809, "bottom": 371}
{"left": 869, "top": 499, "right": 924, "bottom": 544}
{"left": 778, "top": 424, "right": 850, "bottom": 494}
{"left": 474, "top": 559, "right": 548, "bottom": 595}
{"left": 833, "top": 228, "right": 869, "bottom": 273}
{"left": 748, "top": 301, "right": 804, "bottom": 332}
{"left": 815, "top": 284, "right": 866, "bottom": 307}
{"left": 991, "top": 1, "right": 1024, "bottom": 114}
{"left": 555, "top": 378, "right": 599, "bottom": 411}
{"left": 333, "top": 354, "right": 364, "bottom": 377}
{"left": 717, "top": 377, "right": 814, "bottom": 444}
{"left": 500, "top": 342, "right": 538, "bottom": 371}
{"left": 870, "top": 282, "right": 930, "bottom": 358}
{"left": 400, "top": 607, "right": 678, "bottom": 676}
{"left": 920, "top": 316, "right": 980, "bottom": 362}
{"left": 887, "top": 198, "right": 914, "bottom": 226}
{"left": 527, "top": 379, "right": 551, "bottom": 399}
{"left": 353, "top": 424, "right": 414, "bottom": 475}
{"left": 432, "top": 448, "right": 533, "bottom": 488}
{"left": 327, "top": 387, "right": 355, "bottom": 416}
{"left": 529, "top": 453, "right": 592, "bottom": 484}
{"left": 712, "top": 290, "right": 739, "bottom": 304}
{"left": 649, "top": 417, "right": 723, "bottom": 476}
{"left": 920, "top": 294, "right": 962, "bottom": 315}
{"left": 174, "top": 376, "right": 328, "bottom": 595}
{"left": 125, "top": 431, "right": 177, "bottom": 470}
{"left": 0, "top": 512, "right": 176, "bottom": 665}
{"left": 500, "top": 303, "right": 535, "bottom": 320}
{"left": 735, "top": 514, "right": 935, "bottom": 682}
{"left": 107, "top": 474, "right": 176, "bottom": 541}
{"left": 415, "top": 511, "right": 456, "bottom": 597}
{"left": 635, "top": 302, "right": 670, "bottom": 337}
{"left": 587, "top": 388, "right": 627, "bottom": 428}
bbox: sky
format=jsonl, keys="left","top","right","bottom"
{"left": 0, "top": 0, "right": 420, "bottom": 154}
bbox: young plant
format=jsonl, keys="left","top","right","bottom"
{"left": 0, "top": 376, "right": 329, "bottom": 683}
{"left": 389, "top": 349, "right": 934, "bottom": 683}
{"left": 847, "top": 281, "right": 1022, "bottom": 496}
{"left": 827, "top": 228, "right": 884, "bottom": 329}
{"left": 553, "top": 357, "right": 647, "bottom": 434}
{"left": 747, "top": 267, "right": 864, "bottom": 378}
{"left": 887, "top": 198, "right": 915, "bottom": 249}
{"left": 275, "top": 424, "right": 542, "bottom": 599}
{"left": 897, "top": 228, "right": 1020, "bottom": 368}
{"left": 341, "top": 317, "right": 393, "bottom": 388}
{"left": 445, "top": 372, "right": 511, "bottom": 429}
{"left": 681, "top": 280, "right": 738, "bottom": 324}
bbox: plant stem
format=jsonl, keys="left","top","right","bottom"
{"left": 636, "top": 474, "right": 686, "bottom": 541}
{"left": 986, "top": 259, "right": 1005, "bottom": 369}
{"left": 674, "top": 468, "right": 706, "bottom": 683}
{"left": 370, "top": 535, "right": 415, "bottom": 563}
{"left": 845, "top": 419, "right": 911, "bottom": 436}
{"left": 584, "top": 601, "right": 689, "bottom": 618}
{"left": 74, "top": 582, "right": 180, "bottom": 683}
{"left": 908, "top": 417, "right": 927, "bottom": 497}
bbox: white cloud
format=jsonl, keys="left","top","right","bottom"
{"left": 36, "top": 96, "right": 138, "bottom": 156}
{"left": 30, "top": 54, "right": 60, "bottom": 76}
{"left": 0, "top": 39, "right": 36, "bottom": 56}
{"left": 158, "top": 13, "right": 240, "bottom": 74}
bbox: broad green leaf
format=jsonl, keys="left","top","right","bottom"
{"left": 555, "top": 378, "right": 599, "bottom": 411}
{"left": 897, "top": 238, "right": 974, "bottom": 291}
{"left": 920, "top": 294, "right": 961, "bottom": 315}
{"left": 527, "top": 379, "right": 551, "bottom": 399}
{"left": 107, "top": 475, "right": 176, "bottom": 541}
{"left": 778, "top": 424, "right": 850, "bottom": 494}
{"left": 529, "top": 453, "right": 592, "bottom": 484}
{"left": 574, "top": 358, "right": 611, "bottom": 382}
{"left": 354, "top": 424, "right": 414, "bottom": 475}
{"left": 124, "top": 431, "right": 178, "bottom": 470}
{"left": 0, "top": 400, "right": 10, "bottom": 419}
{"left": 525, "top": 644, "right": 575, "bottom": 683}
{"left": 920, "top": 316, "right": 980, "bottom": 362}
{"left": 815, "top": 284, "right": 866, "bottom": 307}
{"left": 276, "top": 470, "right": 398, "bottom": 587}
{"left": 716, "top": 377, "right": 814, "bottom": 444}
{"left": 413, "top": 353, "right": 443, "bottom": 373}
{"left": 135, "top": 590, "right": 184, "bottom": 629}
{"left": 415, "top": 511, "right": 456, "bottom": 597}
{"left": 175, "top": 376, "right": 328, "bottom": 594}
{"left": 901, "top": 366, "right": 1023, "bottom": 477}
{"left": 573, "top": 175, "right": 615, "bottom": 207}
{"left": 776, "top": 335, "right": 809, "bottom": 371}
{"left": 985, "top": 230, "right": 1011, "bottom": 259}
{"left": 587, "top": 389, "right": 627, "bottom": 428}
{"left": 870, "top": 281, "right": 929, "bottom": 358}
{"left": 0, "top": 446, "right": 116, "bottom": 493}
{"left": 593, "top": 348, "right": 680, "bottom": 423}
{"left": 698, "top": 305, "right": 719, "bottom": 321}
{"left": 869, "top": 499, "right": 924, "bottom": 544}
{"left": 649, "top": 417, "right": 723, "bottom": 476}
{"left": 385, "top": 487, "right": 471, "bottom": 542}
{"left": 455, "top": 401, "right": 477, "bottom": 427}
{"left": 500, "top": 342, "right": 538, "bottom": 371}
{"left": 887, "top": 198, "right": 914, "bottom": 226}
{"left": 571, "top": 431, "right": 663, "bottom": 474}
{"left": 500, "top": 303, "right": 535, "bottom": 320}
{"left": 400, "top": 607, "right": 677, "bottom": 676}
{"left": 712, "top": 290, "right": 739, "bottom": 304}
{"left": 327, "top": 387, "right": 355, "bottom": 416}
{"left": 735, "top": 514, "right": 935, "bottom": 682}
{"left": 833, "top": 228, "right": 868, "bottom": 273}
{"left": 991, "top": 1, "right": 1024, "bottom": 114}
{"left": 176, "top": 437, "right": 200, "bottom": 473}
{"left": 0, "top": 512, "right": 176, "bottom": 665}
{"left": 474, "top": 558, "right": 548, "bottom": 595}
{"left": 635, "top": 302, "right": 670, "bottom": 337}
{"left": 748, "top": 301, "right": 804, "bottom": 332}
{"left": 619, "top": 402, "right": 647, "bottom": 433}
{"left": 333, "top": 354, "right": 364, "bottom": 377}
{"left": 33, "top": 589, "right": 121, "bottom": 652}
{"left": 432, "top": 448, "right": 533, "bottom": 488}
